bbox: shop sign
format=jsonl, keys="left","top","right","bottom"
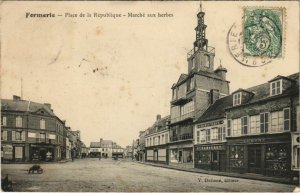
{"left": 3, "top": 145, "right": 13, "bottom": 160}
{"left": 197, "top": 120, "right": 224, "bottom": 128}
{"left": 196, "top": 145, "right": 226, "bottom": 151}
{"left": 243, "top": 138, "right": 265, "bottom": 144}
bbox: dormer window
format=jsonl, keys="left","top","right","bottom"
{"left": 233, "top": 92, "right": 241, "bottom": 106}
{"left": 270, "top": 80, "right": 282, "bottom": 96}
{"left": 40, "top": 119, "right": 46, "bottom": 129}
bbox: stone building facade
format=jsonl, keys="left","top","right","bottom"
{"left": 168, "top": 5, "right": 229, "bottom": 168}
{"left": 1, "top": 96, "right": 65, "bottom": 162}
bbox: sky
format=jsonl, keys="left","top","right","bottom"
{"left": 1, "top": 1, "right": 299, "bottom": 147}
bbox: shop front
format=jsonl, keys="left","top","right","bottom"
{"left": 194, "top": 143, "right": 226, "bottom": 171}
{"left": 146, "top": 145, "right": 168, "bottom": 164}
{"left": 1, "top": 144, "right": 13, "bottom": 162}
{"left": 29, "top": 144, "right": 56, "bottom": 162}
{"left": 168, "top": 142, "right": 193, "bottom": 168}
{"left": 227, "top": 133, "right": 291, "bottom": 178}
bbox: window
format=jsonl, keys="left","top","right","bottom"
{"left": 270, "top": 80, "right": 282, "bottom": 96}
{"left": 241, "top": 116, "right": 248, "bottom": 135}
{"left": 211, "top": 128, "right": 218, "bottom": 141}
{"left": 40, "top": 119, "right": 46, "bottom": 129}
{"left": 232, "top": 119, "right": 241, "bottom": 136}
{"left": 204, "top": 55, "right": 210, "bottom": 68}
{"left": 13, "top": 131, "right": 25, "bottom": 141}
{"left": 233, "top": 92, "right": 241, "bottom": 106}
{"left": 165, "top": 133, "right": 168, "bottom": 143}
{"left": 218, "top": 127, "right": 223, "bottom": 141}
{"left": 260, "top": 112, "right": 269, "bottom": 133}
{"left": 16, "top": 116, "right": 22, "bottom": 127}
{"left": 1, "top": 131, "right": 7, "bottom": 141}
{"left": 271, "top": 111, "right": 283, "bottom": 132}
{"left": 283, "top": 108, "right": 290, "bottom": 131}
{"left": 28, "top": 132, "right": 37, "bottom": 138}
{"left": 227, "top": 120, "right": 231, "bottom": 136}
{"left": 162, "top": 134, "right": 164, "bottom": 144}
{"left": 200, "top": 130, "right": 206, "bottom": 143}
{"left": 196, "top": 130, "right": 200, "bottom": 143}
{"left": 222, "top": 127, "right": 226, "bottom": 141}
{"left": 40, "top": 133, "right": 46, "bottom": 142}
{"left": 1, "top": 116, "right": 7, "bottom": 126}
{"left": 158, "top": 136, "right": 160, "bottom": 145}
{"left": 206, "top": 129, "right": 211, "bottom": 142}
{"left": 191, "top": 78, "right": 195, "bottom": 90}
{"left": 250, "top": 115, "right": 260, "bottom": 134}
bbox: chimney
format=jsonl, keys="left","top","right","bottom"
{"left": 156, "top": 114, "right": 161, "bottom": 121}
{"left": 100, "top": 138, "right": 103, "bottom": 144}
{"left": 13, "top": 95, "right": 21, "bottom": 100}
{"left": 210, "top": 89, "right": 220, "bottom": 104}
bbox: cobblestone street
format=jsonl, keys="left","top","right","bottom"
{"left": 1, "top": 158, "right": 296, "bottom": 192}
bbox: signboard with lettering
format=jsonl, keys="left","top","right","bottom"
{"left": 197, "top": 120, "right": 224, "bottom": 128}
{"left": 196, "top": 144, "right": 226, "bottom": 151}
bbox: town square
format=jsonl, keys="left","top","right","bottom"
{"left": 1, "top": 1, "right": 299, "bottom": 192}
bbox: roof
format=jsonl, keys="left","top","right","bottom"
{"left": 195, "top": 95, "right": 233, "bottom": 123}
{"left": 1, "top": 99, "right": 56, "bottom": 116}
{"left": 172, "top": 74, "right": 188, "bottom": 88}
{"left": 90, "top": 140, "right": 113, "bottom": 148}
{"left": 146, "top": 115, "right": 170, "bottom": 136}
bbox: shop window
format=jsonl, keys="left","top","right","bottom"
{"left": 40, "top": 119, "right": 46, "bottom": 129}
{"left": 270, "top": 80, "right": 282, "bottom": 96}
{"left": 1, "top": 131, "right": 7, "bottom": 141}
{"left": 1, "top": 116, "right": 7, "bottom": 126}
{"left": 233, "top": 92, "right": 241, "bottom": 106}
{"left": 198, "top": 151, "right": 211, "bottom": 165}
{"left": 260, "top": 112, "right": 269, "bottom": 133}
{"left": 227, "top": 120, "right": 231, "bottom": 137}
{"left": 293, "top": 146, "right": 300, "bottom": 170}
{"left": 265, "top": 144, "right": 288, "bottom": 177}
{"left": 16, "top": 116, "right": 22, "bottom": 128}
{"left": 170, "top": 149, "right": 178, "bottom": 163}
{"left": 283, "top": 108, "right": 290, "bottom": 131}
{"left": 241, "top": 116, "right": 248, "bottom": 135}
{"left": 229, "top": 146, "right": 244, "bottom": 168}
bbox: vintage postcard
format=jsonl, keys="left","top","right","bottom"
{"left": 1, "top": 0, "right": 299, "bottom": 192}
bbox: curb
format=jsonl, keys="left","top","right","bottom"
{"left": 136, "top": 161, "right": 296, "bottom": 185}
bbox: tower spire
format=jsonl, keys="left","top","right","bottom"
{"left": 194, "top": 1, "right": 208, "bottom": 51}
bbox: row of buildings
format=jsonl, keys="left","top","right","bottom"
{"left": 1, "top": 95, "right": 86, "bottom": 162}
{"left": 135, "top": 6, "right": 300, "bottom": 183}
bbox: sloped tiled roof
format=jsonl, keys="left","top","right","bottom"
{"left": 1, "top": 99, "right": 56, "bottom": 116}
{"left": 195, "top": 95, "right": 233, "bottom": 123}
{"left": 90, "top": 140, "right": 113, "bottom": 148}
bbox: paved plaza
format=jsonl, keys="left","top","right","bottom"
{"left": 1, "top": 158, "right": 297, "bottom": 192}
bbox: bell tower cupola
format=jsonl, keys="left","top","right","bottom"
{"left": 187, "top": 2, "right": 215, "bottom": 74}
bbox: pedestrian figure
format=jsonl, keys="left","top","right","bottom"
{"left": 98, "top": 154, "right": 101, "bottom": 160}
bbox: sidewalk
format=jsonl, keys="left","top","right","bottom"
{"left": 137, "top": 161, "right": 297, "bottom": 185}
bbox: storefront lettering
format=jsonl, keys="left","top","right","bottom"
{"left": 196, "top": 145, "right": 226, "bottom": 151}
{"left": 197, "top": 120, "right": 224, "bottom": 128}
{"left": 243, "top": 138, "right": 265, "bottom": 143}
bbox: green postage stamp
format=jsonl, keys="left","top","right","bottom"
{"left": 243, "top": 8, "right": 284, "bottom": 58}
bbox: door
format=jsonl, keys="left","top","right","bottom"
{"left": 219, "top": 151, "right": 227, "bottom": 172}
{"left": 248, "top": 146, "right": 262, "bottom": 174}
{"left": 178, "top": 150, "right": 182, "bottom": 163}
{"left": 211, "top": 151, "right": 219, "bottom": 171}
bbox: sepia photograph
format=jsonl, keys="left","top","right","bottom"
{"left": 1, "top": 0, "right": 299, "bottom": 192}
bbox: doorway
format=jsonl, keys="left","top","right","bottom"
{"left": 248, "top": 146, "right": 262, "bottom": 174}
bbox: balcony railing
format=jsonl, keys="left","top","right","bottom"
{"left": 170, "top": 133, "right": 193, "bottom": 142}
{"left": 187, "top": 46, "right": 215, "bottom": 59}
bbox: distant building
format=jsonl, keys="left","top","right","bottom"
{"left": 137, "top": 130, "right": 147, "bottom": 161}
{"left": 123, "top": 145, "right": 133, "bottom": 158}
{"left": 112, "top": 142, "right": 124, "bottom": 158}
{"left": 89, "top": 138, "right": 113, "bottom": 158}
